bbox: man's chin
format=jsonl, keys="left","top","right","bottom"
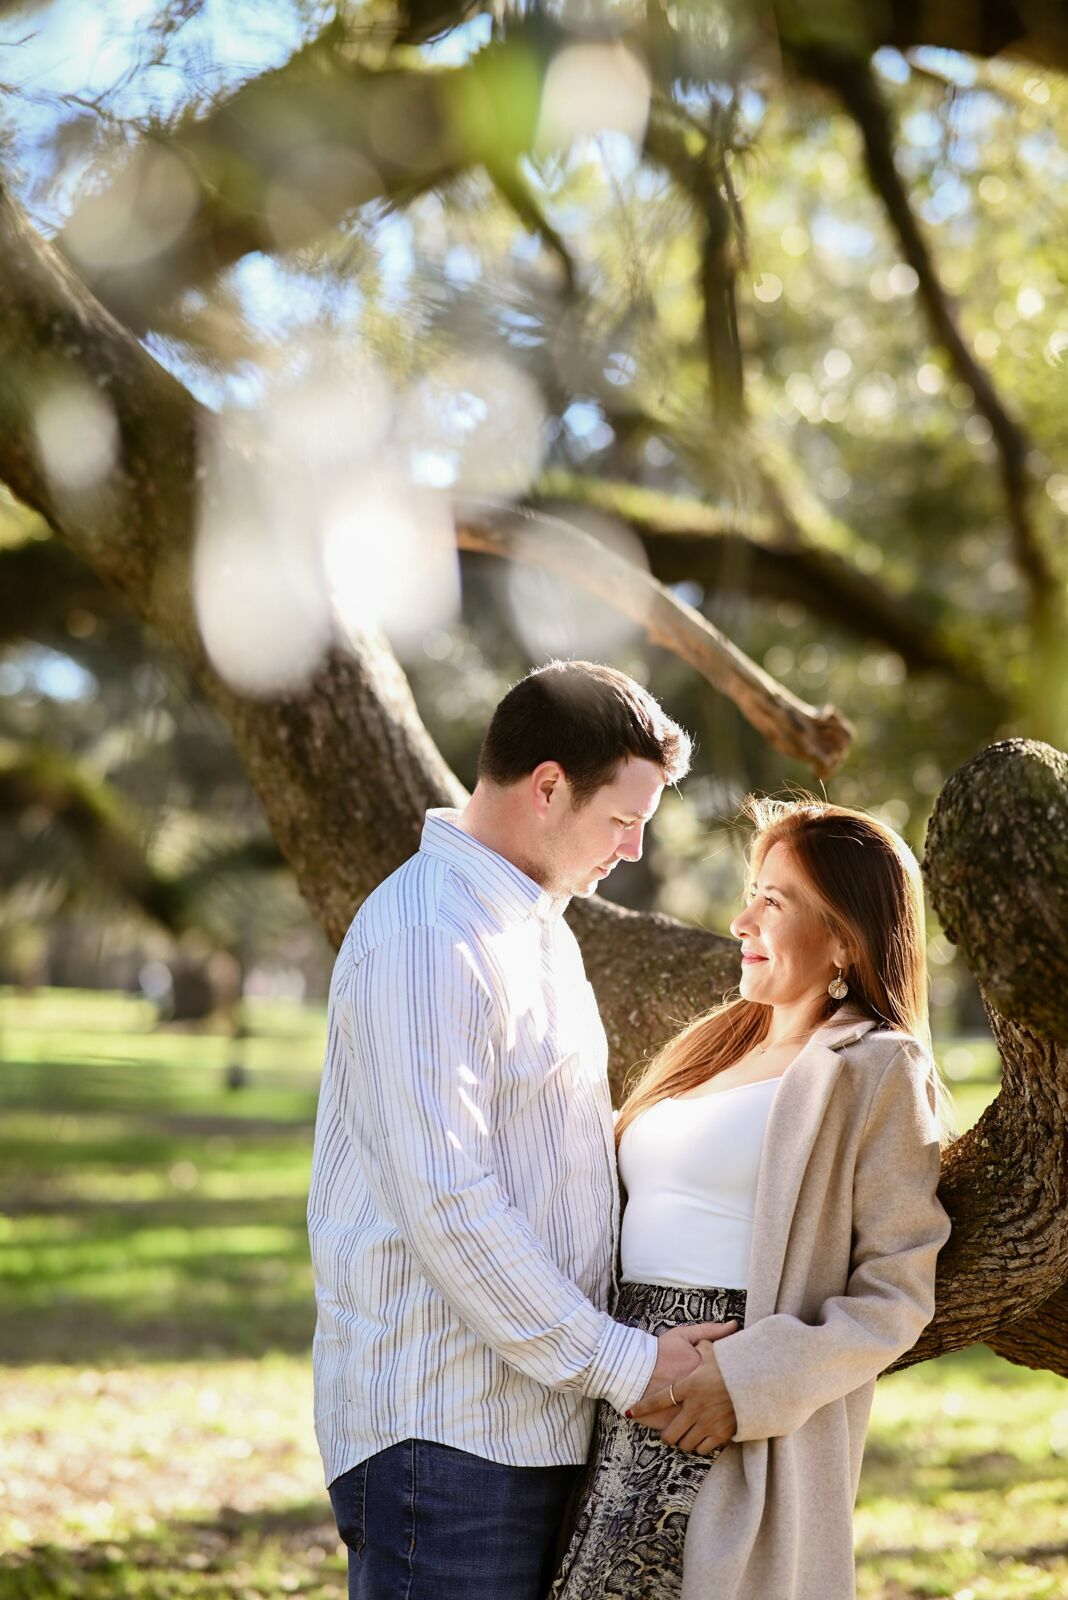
{"left": 570, "top": 877, "right": 601, "bottom": 899}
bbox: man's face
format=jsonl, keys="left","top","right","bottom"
{"left": 542, "top": 757, "right": 665, "bottom": 899}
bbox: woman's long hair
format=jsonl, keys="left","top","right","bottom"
{"left": 615, "top": 795, "right": 956, "bottom": 1148}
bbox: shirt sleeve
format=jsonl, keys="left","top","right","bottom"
{"left": 713, "top": 1045, "right": 952, "bottom": 1442}
{"left": 341, "top": 924, "right": 657, "bottom": 1414}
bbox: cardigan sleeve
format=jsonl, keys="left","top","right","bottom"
{"left": 713, "top": 1045, "right": 952, "bottom": 1442}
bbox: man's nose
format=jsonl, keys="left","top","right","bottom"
{"left": 619, "top": 826, "right": 644, "bottom": 862}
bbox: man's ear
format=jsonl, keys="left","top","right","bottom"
{"left": 529, "top": 761, "right": 566, "bottom": 818}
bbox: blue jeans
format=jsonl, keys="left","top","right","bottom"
{"left": 328, "top": 1438, "right": 581, "bottom": 1600}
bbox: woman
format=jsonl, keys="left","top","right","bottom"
{"left": 549, "top": 796, "right": 953, "bottom": 1600}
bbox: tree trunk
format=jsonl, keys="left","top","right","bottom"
{"left": 900, "top": 740, "right": 1068, "bottom": 1376}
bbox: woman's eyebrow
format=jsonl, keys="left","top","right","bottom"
{"left": 754, "top": 882, "right": 791, "bottom": 898}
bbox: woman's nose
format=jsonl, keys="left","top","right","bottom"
{"left": 729, "top": 907, "right": 750, "bottom": 939}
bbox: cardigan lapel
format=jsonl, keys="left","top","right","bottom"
{"left": 742, "top": 1008, "right": 879, "bottom": 1325}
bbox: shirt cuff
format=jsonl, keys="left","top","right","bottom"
{"left": 580, "top": 1314, "right": 658, "bottom": 1414}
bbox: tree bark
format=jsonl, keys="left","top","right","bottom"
{"left": 924, "top": 740, "right": 1068, "bottom": 1042}
{"left": 572, "top": 899, "right": 739, "bottom": 1097}
{"left": 986, "top": 1282, "right": 1068, "bottom": 1373}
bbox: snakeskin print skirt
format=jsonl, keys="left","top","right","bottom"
{"left": 548, "top": 1280, "right": 747, "bottom": 1600}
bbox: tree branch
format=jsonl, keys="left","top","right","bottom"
{"left": 570, "top": 896, "right": 740, "bottom": 1097}
{"left": 484, "top": 157, "right": 578, "bottom": 296}
{"left": 644, "top": 114, "right": 744, "bottom": 424}
{"left": 532, "top": 472, "right": 1009, "bottom": 702}
{"left": 0, "top": 173, "right": 466, "bottom": 942}
{"left": 772, "top": 0, "right": 1068, "bottom": 74}
{"left": 985, "top": 1281, "right": 1068, "bottom": 1374}
{"left": 803, "top": 52, "right": 1061, "bottom": 659}
{"left": 457, "top": 500, "right": 854, "bottom": 776}
{"left": 55, "top": 22, "right": 549, "bottom": 330}
{"left": 48, "top": 1, "right": 1068, "bottom": 341}
{"left": 0, "top": 172, "right": 830, "bottom": 931}
{"left": 0, "top": 746, "right": 179, "bottom": 930}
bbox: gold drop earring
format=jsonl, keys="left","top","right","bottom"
{"left": 828, "top": 965, "right": 849, "bottom": 1000}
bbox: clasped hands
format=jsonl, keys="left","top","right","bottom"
{"left": 628, "top": 1319, "right": 740, "bottom": 1457}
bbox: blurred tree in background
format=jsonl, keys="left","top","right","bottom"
{"left": 0, "top": 0, "right": 1066, "bottom": 1371}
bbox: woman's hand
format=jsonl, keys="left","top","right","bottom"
{"left": 629, "top": 1327, "right": 739, "bottom": 1456}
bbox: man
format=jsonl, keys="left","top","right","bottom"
{"left": 309, "top": 659, "right": 720, "bottom": 1599}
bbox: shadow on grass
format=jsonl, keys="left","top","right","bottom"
{"left": 0, "top": 1296, "right": 316, "bottom": 1365}
{"left": 2, "top": 1079, "right": 319, "bottom": 1363}
{"left": 0, "top": 1056, "right": 321, "bottom": 1125}
{"left": 860, "top": 1439, "right": 1068, "bottom": 1498}
{"left": 0, "top": 1499, "right": 345, "bottom": 1600}
{"left": 0, "top": 1188, "right": 316, "bottom": 1363}
{"left": 3, "top": 1493, "right": 1067, "bottom": 1600}
{"left": 860, "top": 1536, "right": 1068, "bottom": 1567}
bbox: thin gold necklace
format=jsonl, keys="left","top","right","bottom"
{"left": 752, "top": 1029, "right": 813, "bottom": 1057}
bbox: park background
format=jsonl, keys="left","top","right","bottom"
{"left": 1, "top": 0, "right": 1067, "bottom": 1595}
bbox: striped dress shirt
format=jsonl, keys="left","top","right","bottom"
{"left": 308, "top": 808, "right": 657, "bottom": 1484}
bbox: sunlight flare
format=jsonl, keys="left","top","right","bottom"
{"left": 34, "top": 379, "right": 118, "bottom": 494}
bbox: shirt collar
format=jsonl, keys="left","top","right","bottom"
{"left": 420, "top": 808, "right": 570, "bottom": 924}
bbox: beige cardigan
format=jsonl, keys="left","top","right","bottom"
{"left": 680, "top": 1007, "right": 951, "bottom": 1600}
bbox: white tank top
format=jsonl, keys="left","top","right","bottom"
{"left": 618, "top": 1076, "right": 781, "bottom": 1290}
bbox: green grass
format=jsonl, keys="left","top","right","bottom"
{"left": 1, "top": 988, "right": 1064, "bottom": 1599}
{"left": 0, "top": 989, "right": 322, "bottom": 1367}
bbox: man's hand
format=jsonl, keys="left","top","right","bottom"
{"left": 633, "top": 1320, "right": 739, "bottom": 1410}
{"left": 630, "top": 1331, "right": 739, "bottom": 1455}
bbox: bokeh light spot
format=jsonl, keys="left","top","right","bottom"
{"left": 34, "top": 380, "right": 118, "bottom": 493}
{"left": 65, "top": 147, "right": 199, "bottom": 272}
{"left": 323, "top": 471, "right": 459, "bottom": 659}
{"left": 504, "top": 507, "right": 649, "bottom": 661}
{"left": 535, "top": 42, "right": 651, "bottom": 151}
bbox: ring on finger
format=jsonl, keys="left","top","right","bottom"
{"left": 668, "top": 1381, "right": 679, "bottom": 1406}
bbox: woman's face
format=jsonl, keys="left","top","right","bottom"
{"left": 729, "top": 840, "right": 846, "bottom": 1013}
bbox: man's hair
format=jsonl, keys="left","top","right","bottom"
{"left": 477, "top": 660, "right": 692, "bottom": 805}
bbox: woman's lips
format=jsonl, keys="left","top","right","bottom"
{"left": 741, "top": 954, "right": 768, "bottom": 964}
